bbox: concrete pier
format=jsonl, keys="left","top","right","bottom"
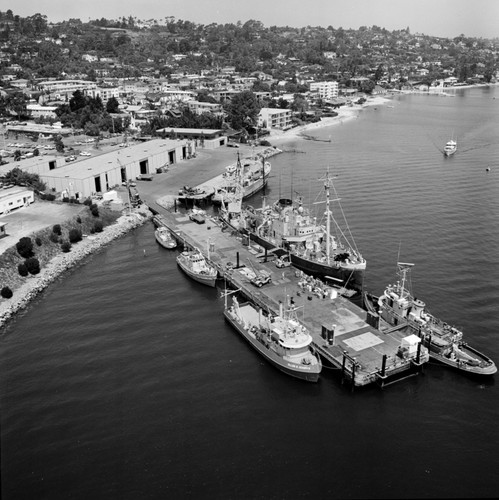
{"left": 147, "top": 200, "right": 429, "bottom": 388}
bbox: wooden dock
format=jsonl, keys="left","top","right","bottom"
{"left": 148, "top": 200, "right": 429, "bottom": 388}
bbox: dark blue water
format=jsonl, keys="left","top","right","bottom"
{"left": 2, "top": 87, "right": 499, "bottom": 499}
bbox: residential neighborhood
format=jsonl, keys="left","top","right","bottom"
{"left": 0, "top": 9, "right": 497, "bottom": 156}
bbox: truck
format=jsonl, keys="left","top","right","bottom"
{"left": 250, "top": 269, "right": 272, "bottom": 288}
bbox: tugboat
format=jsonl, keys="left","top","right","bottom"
{"left": 365, "top": 263, "right": 497, "bottom": 375}
{"left": 224, "top": 294, "right": 322, "bottom": 382}
{"left": 238, "top": 170, "right": 366, "bottom": 293}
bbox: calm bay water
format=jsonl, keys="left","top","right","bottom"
{"left": 1, "top": 87, "right": 499, "bottom": 499}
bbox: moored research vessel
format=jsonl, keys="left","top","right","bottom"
{"left": 232, "top": 170, "right": 366, "bottom": 294}
{"left": 211, "top": 153, "right": 271, "bottom": 205}
{"left": 364, "top": 262, "right": 496, "bottom": 375}
{"left": 224, "top": 295, "right": 322, "bottom": 382}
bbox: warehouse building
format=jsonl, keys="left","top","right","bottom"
{"left": 0, "top": 139, "right": 191, "bottom": 199}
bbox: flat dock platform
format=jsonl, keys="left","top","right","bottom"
{"left": 148, "top": 201, "right": 428, "bottom": 387}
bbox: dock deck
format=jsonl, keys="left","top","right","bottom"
{"left": 148, "top": 201, "right": 428, "bottom": 387}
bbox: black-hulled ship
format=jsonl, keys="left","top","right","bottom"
{"left": 235, "top": 171, "right": 366, "bottom": 292}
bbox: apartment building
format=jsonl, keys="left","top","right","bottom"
{"left": 309, "top": 81, "right": 339, "bottom": 100}
{"left": 257, "top": 108, "right": 293, "bottom": 131}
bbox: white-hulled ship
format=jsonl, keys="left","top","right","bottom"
{"left": 224, "top": 295, "right": 322, "bottom": 382}
{"left": 365, "top": 262, "right": 497, "bottom": 376}
{"left": 237, "top": 170, "right": 366, "bottom": 293}
{"left": 176, "top": 250, "right": 218, "bottom": 287}
{"left": 212, "top": 153, "right": 271, "bottom": 205}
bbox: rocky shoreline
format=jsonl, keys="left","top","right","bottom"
{"left": 0, "top": 207, "right": 152, "bottom": 328}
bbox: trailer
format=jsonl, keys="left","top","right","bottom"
{"left": 0, "top": 187, "right": 34, "bottom": 215}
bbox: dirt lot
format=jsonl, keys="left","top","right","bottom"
{"left": 0, "top": 201, "right": 83, "bottom": 255}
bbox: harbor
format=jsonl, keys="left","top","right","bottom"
{"left": 146, "top": 196, "right": 428, "bottom": 388}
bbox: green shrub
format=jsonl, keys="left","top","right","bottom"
{"left": 53, "top": 224, "right": 62, "bottom": 235}
{"left": 18, "top": 263, "right": 28, "bottom": 276}
{"left": 93, "top": 220, "right": 104, "bottom": 233}
{"left": 35, "top": 237, "right": 42, "bottom": 246}
{"left": 61, "top": 241, "right": 71, "bottom": 253}
{"left": 25, "top": 257, "right": 40, "bottom": 275}
{"left": 49, "top": 232, "right": 59, "bottom": 243}
{"left": 1, "top": 286, "right": 13, "bottom": 299}
{"left": 69, "top": 228, "right": 82, "bottom": 243}
{"left": 45, "top": 193, "right": 56, "bottom": 201}
{"left": 16, "top": 237, "right": 34, "bottom": 258}
{"left": 83, "top": 198, "right": 92, "bottom": 206}
{"left": 76, "top": 216, "right": 82, "bottom": 223}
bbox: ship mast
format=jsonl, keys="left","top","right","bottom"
{"left": 397, "top": 262, "right": 414, "bottom": 299}
{"left": 320, "top": 169, "right": 333, "bottom": 265}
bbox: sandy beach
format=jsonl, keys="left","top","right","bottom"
{"left": 267, "top": 94, "right": 393, "bottom": 144}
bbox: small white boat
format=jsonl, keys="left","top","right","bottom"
{"left": 443, "top": 139, "right": 457, "bottom": 156}
{"left": 176, "top": 250, "right": 218, "bottom": 287}
{"left": 155, "top": 226, "right": 177, "bottom": 249}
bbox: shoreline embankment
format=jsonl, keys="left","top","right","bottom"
{"left": 0, "top": 208, "right": 151, "bottom": 328}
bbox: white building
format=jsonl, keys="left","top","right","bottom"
{"left": 187, "top": 101, "right": 224, "bottom": 116}
{"left": 37, "top": 79, "right": 97, "bottom": 95}
{"left": 309, "top": 81, "right": 339, "bottom": 100}
{"left": 26, "top": 104, "right": 58, "bottom": 120}
{"left": 85, "top": 86, "right": 120, "bottom": 102}
{"left": 257, "top": 108, "right": 293, "bottom": 131}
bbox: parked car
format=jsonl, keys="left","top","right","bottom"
{"left": 65, "top": 155, "right": 77, "bottom": 162}
{"left": 80, "top": 151, "right": 91, "bottom": 156}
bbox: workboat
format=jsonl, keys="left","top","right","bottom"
{"left": 177, "top": 185, "right": 215, "bottom": 204}
{"left": 365, "top": 262, "right": 497, "bottom": 376}
{"left": 443, "top": 139, "right": 457, "bottom": 156}
{"left": 224, "top": 295, "right": 322, "bottom": 382}
{"left": 176, "top": 250, "right": 218, "bottom": 287}
{"left": 154, "top": 226, "right": 177, "bottom": 249}
{"left": 212, "top": 153, "right": 271, "bottom": 205}
{"left": 237, "top": 170, "right": 366, "bottom": 293}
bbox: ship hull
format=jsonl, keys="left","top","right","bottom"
{"left": 245, "top": 229, "right": 364, "bottom": 290}
{"left": 224, "top": 311, "right": 321, "bottom": 382}
{"left": 155, "top": 230, "right": 177, "bottom": 249}
{"left": 427, "top": 342, "right": 497, "bottom": 375}
{"left": 176, "top": 260, "right": 217, "bottom": 287}
{"left": 363, "top": 293, "right": 497, "bottom": 376}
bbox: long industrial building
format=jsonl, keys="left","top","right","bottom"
{"left": 1, "top": 139, "right": 192, "bottom": 199}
